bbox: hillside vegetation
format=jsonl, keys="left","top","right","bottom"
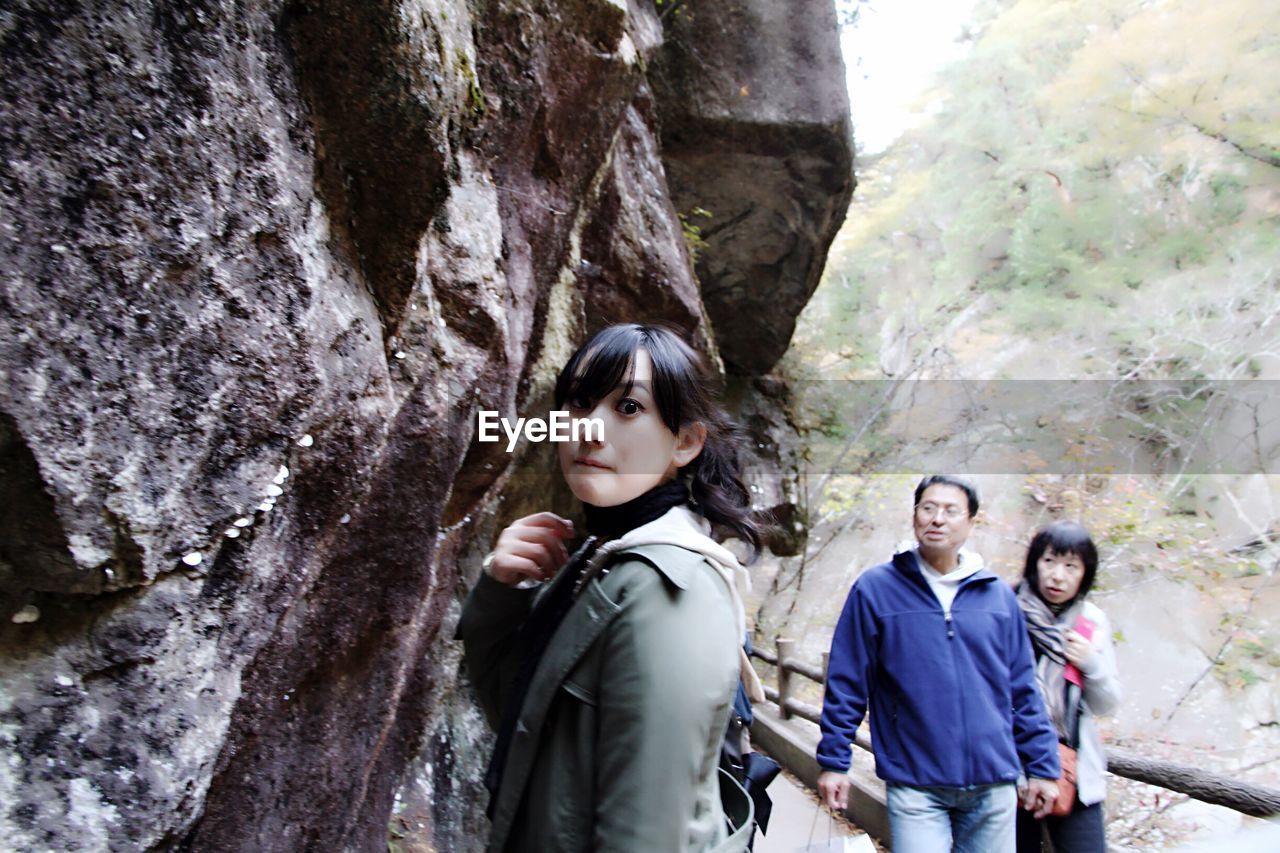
{"left": 801, "top": 0, "right": 1279, "bottom": 382}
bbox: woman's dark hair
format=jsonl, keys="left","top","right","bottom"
{"left": 554, "top": 323, "right": 762, "bottom": 558}
{"left": 1023, "top": 520, "right": 1099, "bottom": 604}
{"left": 914, "top": 474, "right": 980, "bottom": 517}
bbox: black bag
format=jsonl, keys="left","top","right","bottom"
{"left": 721, "top": 695, "right": 782, "bottom": 844}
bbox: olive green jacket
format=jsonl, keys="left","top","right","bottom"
{"left": 458, "top": 538, "right": 751, "bottom": 852}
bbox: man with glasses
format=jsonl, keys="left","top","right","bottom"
{"left": 815, "top": 475, "right": 1060, "bottom": 852}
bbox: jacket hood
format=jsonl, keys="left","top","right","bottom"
{"left": 892, "top": 542, "right": 987, "bottom": 579}
{"left": 584, "top": 506, "right": 756, "bottom": 690}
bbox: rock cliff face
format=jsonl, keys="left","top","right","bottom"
{"left": 0, "top": 1, "right": 851, "bottom": 849}
{"left": 652, "top": 0, "right": 855, "bottom": 375}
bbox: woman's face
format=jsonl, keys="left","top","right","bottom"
{"left": 558, "top": 348, "right": 704, "bottom": 508}
{"left": 1036, "top": 547, "right": 1086, "bottom": 605}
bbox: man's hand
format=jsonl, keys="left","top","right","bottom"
{"left": 817, "top": 770, "right": 850, "bottom": 812}
{"left": 1022, "top": 777, "right": 1060, "bottom": 819}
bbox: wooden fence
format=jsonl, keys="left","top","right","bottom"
{"left": 751, "top": 639, "right": 1280, "bottom": 820}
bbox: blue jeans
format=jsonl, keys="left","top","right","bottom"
{"left": 887, "top": 782, "right": 1017, "bottom": 853}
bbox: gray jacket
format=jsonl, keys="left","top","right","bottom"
{"left": 1052, "top": 600, "right": 1121, "bottom": 805}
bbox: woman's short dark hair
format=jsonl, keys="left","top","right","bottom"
{"left": 554, "top": 323, "right": 763, "bottom": 558}
{"left": 913, "top": 475, "right": 980, "bottom": 517}
{"left": 1023, "top": 520, "right": 1099, "bottom": 603}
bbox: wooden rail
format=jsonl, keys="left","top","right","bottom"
{"left": 751, "top": 640, "right": 1280, "bottom": 819}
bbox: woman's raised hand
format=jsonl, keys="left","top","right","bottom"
{"left": 1064, "top": 629, "right": 1093, "bottom": 668}
{"left": 485, "top": 512, "right": 576, "bottom": 586}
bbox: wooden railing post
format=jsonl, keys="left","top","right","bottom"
{"left": 776, "top": 638, "right": 794, "bottom": 720}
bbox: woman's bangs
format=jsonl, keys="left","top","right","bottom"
{"left": 1043, "top": 525, "right": 1093, "bottom": 560}
{"left": 555, "top": 331, "right": 638, "bottom": 408}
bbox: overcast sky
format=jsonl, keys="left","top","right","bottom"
{"left": 841, "top": 0, "right": 979, "bottom": 154}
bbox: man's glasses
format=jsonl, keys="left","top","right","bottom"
{"left": 915, "top": 502, "right": 968, "bottom": 520}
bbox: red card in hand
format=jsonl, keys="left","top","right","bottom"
{"left": 1063, "top": 615, "right": 1096, "bottom": 686}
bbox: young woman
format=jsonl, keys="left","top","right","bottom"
{"left": 1015, "top": 521, "right": 1123, "bottom": 853}
{"left": 457, "top": 324, "right": 762, "bottom": 852}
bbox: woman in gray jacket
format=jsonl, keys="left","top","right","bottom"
{"left": 457, "top": 324, "right": 763, "bottom": 852}
{"left": 1016, "top": 521, "right": 1123, "bottom": 852}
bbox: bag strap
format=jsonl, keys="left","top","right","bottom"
{"left": 1061, "top": 681, "right": 1083, "bottom": 749}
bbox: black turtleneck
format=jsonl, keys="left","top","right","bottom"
{"left": 582, "top": 478, "right": 691, "bottom": 540}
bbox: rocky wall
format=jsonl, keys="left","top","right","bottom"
{"left": 651, "top": 0, "right": 856, "bottom": 375}
{"left": 0, "top": 0, "right": 851, "bottom": 849}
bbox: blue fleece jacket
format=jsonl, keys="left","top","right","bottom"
{"left": 816, "top": 550, "right": 1060, "bottom": 787}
